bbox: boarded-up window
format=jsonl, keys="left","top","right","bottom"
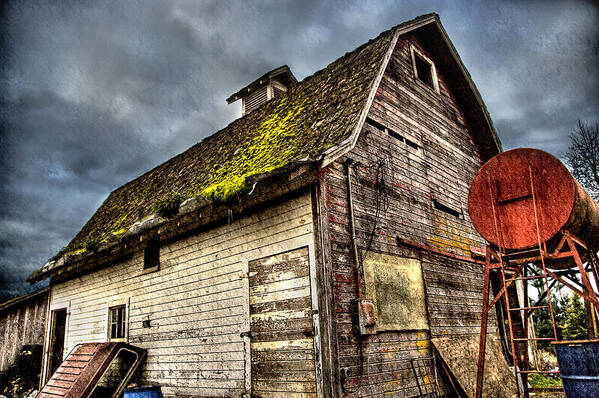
{"left": 364, "top": 253, "right": 429, "bottom": 331}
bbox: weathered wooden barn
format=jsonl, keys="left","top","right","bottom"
{"left": 29, "top": 13, "right": 515, "bottom": 397}
{"left": 0, "top": 287, "right": 49, "bottom": 372}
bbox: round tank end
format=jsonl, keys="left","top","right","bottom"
{"left": 468, "top": 148, "right": 576, "bottom": 250}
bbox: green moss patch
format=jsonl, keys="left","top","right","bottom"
{"left": 153, "top": 192, "right": 186, "bottom": 218}
{"left": 199, "top": 96, "right": 309, "bottom": 202}
{"left": 81, "top": 235, "right": 105, "bottom": 252}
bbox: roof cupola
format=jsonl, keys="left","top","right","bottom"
{"left": 226, "top": 65, "right": 297, "bottom": 116}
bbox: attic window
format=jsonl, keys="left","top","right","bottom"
{"left": 411, "top": 46, "right": 439, "bottom": 93}
{"left": 144, "top": 238, "right": 160, "bottom": 270}
{"left": 433, "top": 199, "right": 461, "bottom": 218}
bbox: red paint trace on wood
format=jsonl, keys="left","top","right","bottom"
{"left": 397, "top": 237, "right": 484, "bottom": 265}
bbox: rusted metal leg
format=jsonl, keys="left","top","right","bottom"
{"left": 568, "top": 238, "right": 599, "bottom": 305}
{"left": 500, "top": 265, "right": 522, "bottom": 398}
{"left": 522, "top": 268, "right": 531, "bottom": 381}
{"left": 588, "top": 251, "right": 599, "bottom": 299}
{"left": 588, "top": 252, "right": 599, "bottom": 336}
{"left": 476, "top": 250, "right": 492, "bottom": 398}
{"left": 590, "top": 251, "right": 599, "bottom": 277}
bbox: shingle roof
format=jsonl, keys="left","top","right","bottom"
{"left": 0, "top": 287, "right": 48, "bottom": 312}
{"left": 57, "top": 17, "right": 400, "bottom": 257}
{"left": 34, "top": 13, "right": 502, "bottom": 283}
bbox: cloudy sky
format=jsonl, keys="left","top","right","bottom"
{"left": 1, "top": 0, "right": 598, "bottom": 300}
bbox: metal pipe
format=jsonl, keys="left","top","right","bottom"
{"left": 345, "top": 159, "right": 363, "bottom": 298}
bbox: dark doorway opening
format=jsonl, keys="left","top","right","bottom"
{"left": 48, "top": 308, "right": 67, "bottom": 377}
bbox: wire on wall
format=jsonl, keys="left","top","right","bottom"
{"left": 361, "top": 158, "right": 390, "bottom": 270}
{"left": 341, "top": 157, "right": 389, "bottom": 394}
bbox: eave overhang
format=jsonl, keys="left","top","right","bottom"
{"left": 29, "top": 163, "right": 318, "bottom": 284}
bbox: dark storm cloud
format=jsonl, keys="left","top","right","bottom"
{"left": 1, "top": 0, "right": 598, "bottom": 300}
{"left": 449, "top": 1, "right": 599, "bottom": 154}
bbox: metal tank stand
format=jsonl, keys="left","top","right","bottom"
{"left": 475, "top": 165, "right": 599, "bottom": 398}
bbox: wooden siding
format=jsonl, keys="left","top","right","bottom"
{"left": 0, "top": 289, "right": 49, "bottom": 372}
{"left": 48, "top": 193, "right": 315, "bottom": 398}
{"left": 249, "top": 247, "right": 317, "bottom": 398}
{"left": 321, "top": 34, "right": 496, "bottom": 397}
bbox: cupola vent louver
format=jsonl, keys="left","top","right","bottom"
{"left": 226, "top": 65, "right": 297, "bottom": 116}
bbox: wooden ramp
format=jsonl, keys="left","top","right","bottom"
{"left": 432, "top": 336, "right": 518, "bottom": 398}
{"left": 38, "top": 342, "right": 146, "bottom": 398}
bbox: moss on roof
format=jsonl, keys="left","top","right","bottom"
{"left": 58, "top": 25, "right": 395, "bottom": 256}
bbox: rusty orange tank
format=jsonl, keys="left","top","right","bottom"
{"left": 468, "top": 148, "right": 599, "bottom": 252}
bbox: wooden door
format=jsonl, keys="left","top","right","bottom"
{"left": 48, "top": 308, "right": 67, "bottom": 377}
{"left": 249, "top": 247, "right": 317, "bottom": 398}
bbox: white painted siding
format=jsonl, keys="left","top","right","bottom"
{"left": 49, "top": 193, "right": 315, "bottom": 397}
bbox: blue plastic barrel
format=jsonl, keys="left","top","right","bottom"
{"left": 553, "top": 340, "right": 599, "bottom": 398}
{"left": 123, "top": 386, "right": 164, "bottom": 398}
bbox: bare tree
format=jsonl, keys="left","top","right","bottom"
{"left": 565, "top": 120, "right": 599, "bottom": 200}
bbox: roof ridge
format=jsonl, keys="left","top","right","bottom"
{"left": 296, "top": 13, "right": 439, "bottom": 86}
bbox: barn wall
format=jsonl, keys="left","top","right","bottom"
{"left": 321, "top": 34, "right": 497, "bottom": 397}
{"left": 0, "top": 289, "right": 49, "bottom": 372}
{"left": 49, "top": 192, "right": 317, "bottom": 397}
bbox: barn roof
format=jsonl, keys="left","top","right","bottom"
{"left": 30, "top": 13, "right": 501, "bottom": 283}
{"left": 0, "top": 287, "right": 49, "bottom": 312}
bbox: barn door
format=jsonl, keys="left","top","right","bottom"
{"left": 248, "top": 247, "right": 317, "bottom": 398}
